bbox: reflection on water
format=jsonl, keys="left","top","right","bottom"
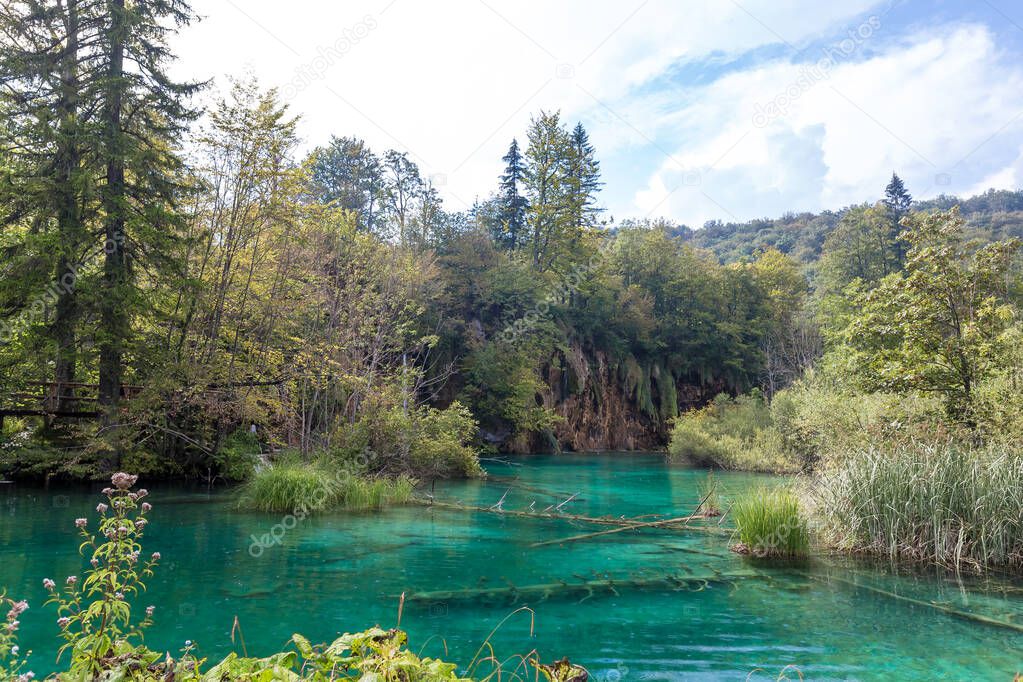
{"left": 2, "top": 453, "right": 1022, "bottom": 680}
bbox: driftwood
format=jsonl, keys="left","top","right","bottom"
{"left": 807, "top": 572, "right": 1023, "bottom": 634}
{"left": 404, "top": 571, "right": 764, "bottom": 605}
{"left": 530, "top": 490, "right": 715, "bottom": 548}
{"left": 416, "top": 499, "right": 728, "bottom": 535}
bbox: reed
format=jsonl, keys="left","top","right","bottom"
{"left": 733, "top": 487, "right": 809, "bottom": 557}
{"left": 813, "top": 444, "right": 1023, "bottom": 570}
{"left": 238, "top": 462, "right": 416, "bottom": 513}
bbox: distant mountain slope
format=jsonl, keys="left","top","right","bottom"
{"left": 675, "top": 188, "right": 1023, "bottom": 264}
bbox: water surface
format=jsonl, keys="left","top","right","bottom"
{"left": 2, "top": 453, "right": 1022, "bottom": 680}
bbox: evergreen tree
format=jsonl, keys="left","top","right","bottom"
{"left": 95, "top": 0, "right": 203, "bottom": 419}
{"left": 496, "top": 138, "right": 528, "bottom": 250}
{"left": 566, "top": 122, "right": 602, "bottom": 230}
{"left": 883, "top": 172, "right": 913, "bottom": 265}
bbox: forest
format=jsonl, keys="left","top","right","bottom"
{"left": 3, "top": 1, "right": 1023, "bottom": 680}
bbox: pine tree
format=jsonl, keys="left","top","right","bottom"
{"left": 0, "top": 0, "right": 106, "bottom": 404}
{"left": 309, "top": 136, "right": 384, "bottom": 232}
{"left": 496, "top": 138, "right": 528, "bottom": 250}
{"left": 96, "top": 0, "right": 203, "bottom": 419}
{"left": 883, "top": 172, "right": 913, "bottom": 265}
{"left": 567, "top": 122, "right": 602, "bottom": 230}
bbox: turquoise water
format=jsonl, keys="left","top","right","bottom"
{"left": 2, "top": 453, "right": 1023, "bottom": 680}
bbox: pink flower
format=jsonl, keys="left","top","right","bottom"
{"left": 16, "top": 672, "right": 34, "bottom": 682}
{"left": 75, "top": 518, "right": 87, "bottom": 528}
{"left": 7, "top": 620, "right": 19, "bottom": 632}
{"left": 7, "top": 600, "right": 28, "bottom": 619}
{"left": 111, "top": 472, "right": 138, "bottom": 490}
{"left": 116, "top": 526, "right": 129, "bottom": 537}
{"left": 151, "top": 552, "right": 161, "bottom": 561}
{"left": 146, "top": 605, "right": 155, "bottom": 617}
{"left": 135, "top": 518, "right": 148, "bottom": 530}
{"left": 141, "top": 502, "right": 152, "bottom": 513}
{"left": 42, "top": 578, "right": 55, "bottom": 590}
{"left": 102, "top": 488, "right": 114, "bottom": 496}
{"left": 137, "top": 489, "right": 149, "bottom": 498}
{"left": 66, "top": 576, "right": 77, "bottom": 586}
{"left": 56, "top": 617, "right": 70, "bottom": 628}
{"left": 114, "top": 592, "right": 124, "bottom": 600}
{"left": 96, "top": 503, "right": 108, "bottom": 513}
{"left": 90, "top": 558, "right": 99, "bottom": 568}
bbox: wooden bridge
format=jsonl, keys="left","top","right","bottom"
{"left": 0, "top": 381, "right": 144, "bottom": 427}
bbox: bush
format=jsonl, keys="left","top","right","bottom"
{"left": 237, "top": 459, "right": 342, "bottom": 513}
{"left": 733, "top": 488, "right": 809, "bottom": 558}
{"left": 813, "top": 444, "right": 1023, "bottom": 570}
{"left": 667, "top": 391, "right": 800, "bottom": 473}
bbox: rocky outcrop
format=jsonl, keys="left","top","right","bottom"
{"left": 529, "top": 342, "right": 724, "bottom": 452}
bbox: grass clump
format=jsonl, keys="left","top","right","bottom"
{"left": 238, "top": 460, "right": 416, "bottom": 513}
{"left": 813, "top": 444, "right": 1023, "bottom": 571}
{"left": 732, "top": 488, "right": 809, "bottom": 558}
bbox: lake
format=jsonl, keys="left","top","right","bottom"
{"left": 2, "top": 453, "right": 1022, "bottom": 680}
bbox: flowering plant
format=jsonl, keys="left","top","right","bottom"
{"left": 43, "top": 472, "right": 160, "bottom": 676}
{"left": 1, "top": 590, "right": 32, "bottom": 681}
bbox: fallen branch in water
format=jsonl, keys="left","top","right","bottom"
{"left": 415, "top": 499, "right": 728, "bottom": 535}
{"left": 403, "top": 571, "right": 764, "bottom": 605}
{"left": 530, "top": 490, "right": 715, "bottom": 548}
{"left": 806, "top": 572, "right": 1023, "bottom": 634}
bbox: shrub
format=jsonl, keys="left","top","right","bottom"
{"left": 733, "top": 488, "right": 809, "bottom": 558}
{"left": 813, "top": 444, "right": 1023, "bottom": 570}
{"left": 237, "top": 460, "right": 342, "bottom": 513}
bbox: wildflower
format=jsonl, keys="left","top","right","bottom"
{"left": 185, "top": 640, "right": 192, "bottom": 647}
{"left": 66, "top": 576, "right": 77, "bottom": 586}
{"left": 16, "top": 672, "right": 34, "bottom": 682}
{"left": 90, "top": 558, "right": 99, "bottom": 568}
{"left": 6, "top": 620, "right": 18, "bottom": 632}
{"left": 141, "top": 502, "right": 152, "bottom": 512}
{"left": 42, "top": 578, "right": 55, "bottom": 590}
{"left": 111, "top": 472, "right": 138, "bottom": 490}
{"left": 7, "top": 600, "right": 28, "bottom": 619}
{"left": 57, "top": 617, "right": 70, "bottom": 628}
{"left": 137, "top": 489, "right": 149, "bottom": 498}
{"left": 114, "top": 592, "right": 124, "bottom": 600}
{"left": 135, "top": 518, "right": 148, "bottom": 530}
{"left": 151, "top": 552, "right": 161, "bottom": 561}
{"left": 117, "top": 526, "right": 129, "bottom": 537}
{"left": 146, "top": 605, "right": 155, "bottom": 617}
{"left": 96, "top": 503, "right": 108, "bottom": 513}
{"left": 127, "top": 552, "right": 139, "bottom": 564}
{"left": 102, "top": 487, "right": 114, "bottom": 496}
{"left": 75, "top": 518, "right": 87, "bottom": 528}
{"left": 11, "top": 645, "right": 19, "bottom": 655}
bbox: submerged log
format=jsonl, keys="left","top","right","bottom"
{"left": 416, "top": 499, "right": 728, "bottom": 535}
{"left": 403, "top": 571, "right": 764, "bottom": 605}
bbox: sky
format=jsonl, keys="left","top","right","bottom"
{"left": 172, "top": 0, "right": 1023, "bottom": 227}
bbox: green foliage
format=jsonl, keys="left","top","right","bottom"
{"left": 667, "top": 392, "right": 800, "bottom": 473}
{"left": 843, "top": 208, "right": 1020, "bottom": 421}
{"left": 237, "top": 459, "right": 416, "bottom": 514}
{"left": 814, "top": 445, "right": 1023, "bottom": 570}
{"left": 733, "top": 488, "right": 809, "bottom": 558}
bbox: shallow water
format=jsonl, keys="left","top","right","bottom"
{"left": 2, "top": 453, "right": 1023, "bottom": 680}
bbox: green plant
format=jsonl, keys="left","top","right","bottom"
{"left": 698, "top": 471, "right": 723, "bottom": 516}
{"left": 814, "top": 444, "right": 1023, "bottom": 570}
{"left": 733, "top": 488, "right": 809, "bottom": 558}
{"left": 1, "top": 590, "right": 31, "bottom": 681}
{"left": 237, "top": 460, "right": 342, "bottom": 513}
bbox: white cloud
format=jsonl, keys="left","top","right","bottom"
{"left": 631, "top": 23, "right": 1023, "bottom": 225}
{"left": 175, "top": 0, "right": 885, "bottom": 212}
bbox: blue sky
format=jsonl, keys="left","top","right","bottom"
{"left": 176, "top": 0, "right": 1023, "bottom": 226}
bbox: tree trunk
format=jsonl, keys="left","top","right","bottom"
{"left": 98, "top": 0, "right": 126, "bottom": 436}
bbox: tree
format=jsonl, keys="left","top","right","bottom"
{"left": 0, "top": 0, "right": 105, "bottom": 403}
{"left": 818, "top": 204, "right": 898, "bottom": 294}
{"left": 96, "top": 0, "right": 203, "bottom": 421}
{"left": 844, "top": 208, "right": 1020, "bottom": 422}
{"left": 883, "top": 172, "right": 913, "bottom": 264}
{"left": 566, "top": 122, "right": 602, "bottom": 231}
{"left": 495, "top": 138, "right": 528, "bottom": 250}
{"left": 523, "top": 111, "right": 573, "bottom": 272}
{"left": 309, "top": 136, "right": 383, "bottom": 232}
{"left": 380, "top": 149, "right": 423, "bottom": 244}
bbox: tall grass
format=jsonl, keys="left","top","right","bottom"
{"left": 814, "top": 445, "right": 1023, "bottom": 570}
{"left": 238, "top": 461, "right": 416, "bottom": 513}
{"left": 733, "top": 488, "right": 809, "bottom": 558}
